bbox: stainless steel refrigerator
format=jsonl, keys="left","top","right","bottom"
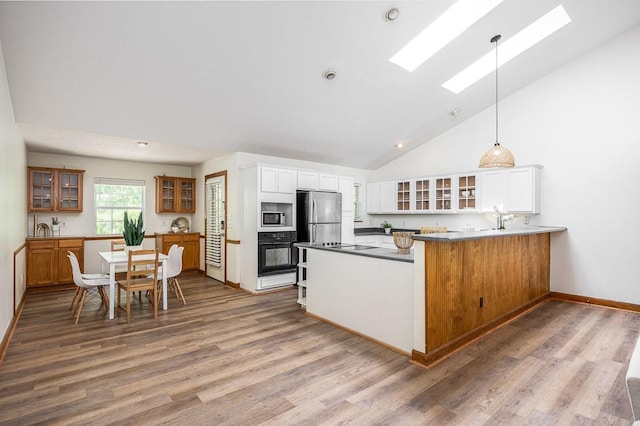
{"left": 296, "top": 190, "right": 342, "bottom": 244}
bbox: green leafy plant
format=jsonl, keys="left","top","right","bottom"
{"left": 381, "top": 221, "right": 392, "bottom": 229}
{"left": 123, "top": 211, "right": 145, "bottom": 246}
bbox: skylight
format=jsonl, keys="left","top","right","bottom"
{"left": 442, "top": 5, "right": 572, "bottom": 94}
{"left": 389, "top": 0, "right": 505, "bottom": 72}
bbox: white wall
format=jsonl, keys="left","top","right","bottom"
{"left": 0, "top": 42, "right": 27, "bottom": 339}
{"left": 373, "top": 24, "right": 640, "bottom": 305}
{"left": 28, "top": 152, "right": 193, "bottom": 273}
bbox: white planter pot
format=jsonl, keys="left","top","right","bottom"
{"left": 124, "top": 245, "right": 143, "bottom": 252}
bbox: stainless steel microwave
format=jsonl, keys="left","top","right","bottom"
{"left": 261, "top": 211, "right": 286, "bottom": 227}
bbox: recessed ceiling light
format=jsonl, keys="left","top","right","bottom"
{"left": 442, "top": 5, "right": 572, "bottom": 94}
{"left": 395, "top": 142, "right": 404, "bottom": 148}
{"left": 389, "top": 0, "right": 504, "bottom": 72}
{"left": 384, "top": 6, "right": 400, "bottom": 21}
{"left": 137, "top": 141, "right": 149, "bottom": 147}
{"left": 322, "top": 69, "right": 337, "bottom": 80}
{"left": 450, "top": 108, "right": 461, "bottom": 116}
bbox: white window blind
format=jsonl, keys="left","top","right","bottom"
{"left": 354, "top": 183, "right": 362, "bottom": 222}
{"left": 206, "top": 178, "right": 223, "bottom": 267}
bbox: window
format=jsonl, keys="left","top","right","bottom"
{"left": 354, "top": 183, "right": 362, "bottom": 222}
{"left": 94, "top": 178, "right": 145, "bottom": 235}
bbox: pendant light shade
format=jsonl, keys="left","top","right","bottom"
{"left": 479, "top": 143, "right": 515, "bottom": 168}
{"left": 479, "top": 34, "right": 515, "bottom": 168}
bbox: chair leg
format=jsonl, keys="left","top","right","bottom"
{"left": 99, "top": 287, "right": 110, "bottom": 312}
{"left": 117, "top": 286, "right": 122, "bottom": 318}
{"left": 126, "top": 290, "right": 131, "bottom": 324}
{"left": 70, "top": 287, "right": 81, "bottom": 311}
{"left": 153, "top": 286, "right": 157, "bottom": 320}
{"left": 173, "top": 277, "right": 186, "bottom": 305}
{"left": 75, "top": 290, "right": 87, "bottom": 325}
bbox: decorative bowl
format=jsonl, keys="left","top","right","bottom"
{"left": 393, "top": 232, "right": 414, "bottom": 255}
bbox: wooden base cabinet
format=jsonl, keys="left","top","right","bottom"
{"left": 155, "top": 232, "right": 200, "bottom": 271}
{"left": 26, "top": 238, "right": 84, "bottom": 287}
{"left": 414, "top": 233, "right": 550, "bottom": 366}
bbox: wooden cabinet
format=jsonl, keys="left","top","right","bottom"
{"left": 155, "top": 176, "right": 196, "bottom": 213}
{"left": 155, "top": 232, "right": 200, "bottom": 271}
{"left": 26, "top": 237, "right": 84, "bottom": 287}
{"left": 417, "top": 233, "right": 550, "bottom": 365}
{"left": 28, "top": 167, "right": 84, "bottom": 212}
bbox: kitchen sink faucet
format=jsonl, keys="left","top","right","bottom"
{"left": 493, "top": 205, "right": 505, "bottom": 230}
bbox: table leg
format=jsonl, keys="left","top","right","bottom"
{"left": 109, "top": 263, "right": 116, "bottom": 319}
{"left": 162, "top": 258, "right": 168, "bottom": 310}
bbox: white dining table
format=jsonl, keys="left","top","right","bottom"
{"left": 98, "top": 251, "right": 169, "bottom": 320}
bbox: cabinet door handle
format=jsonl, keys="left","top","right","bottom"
{"left": 479, "top": 297, "right": 484, "bottom": 308}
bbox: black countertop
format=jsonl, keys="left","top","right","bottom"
{"left": 295, "top": 242, "right": 414, "bottom": 263}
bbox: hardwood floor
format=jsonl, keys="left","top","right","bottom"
{"left": 1, "top": 276, "right": 638, "bottom": 425}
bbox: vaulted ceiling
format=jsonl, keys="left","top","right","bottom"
{"left": 1, "top": 1, "right": 639, "bottom": 169}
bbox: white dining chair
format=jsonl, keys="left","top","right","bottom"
{"left": 156, "top": 244, "right": 186, "bottom": 305}
{"left": 68, "top": 253, "right": 111, "bottom": 324}
{"left": 68, "top": 251, "right": 109, "bottom": 312}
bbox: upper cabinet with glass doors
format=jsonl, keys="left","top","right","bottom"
{"left": 457, "top": 174, "right": 477, "bottom": 211}
{"left": 28, "top": 167, "right": 85, "bottom": 212}
{"left": 155, "top": 176, "right": 196, "bottom": 213}
{"left": 434, "top": 177, "right": 453, "bottom": 212}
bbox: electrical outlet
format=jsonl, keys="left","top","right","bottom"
{"left": 62, "top": 222, "right": 67, "bottom": 227}
{"left": 523, "top": 216, "right": 529, "bottom": 225}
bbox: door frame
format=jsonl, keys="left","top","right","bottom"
{"left": 204, "top": 170, "right": 228, "bottom": 285}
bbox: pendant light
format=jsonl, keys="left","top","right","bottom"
{"left": 479, "top": 34, "right": 515, "bottom": 168}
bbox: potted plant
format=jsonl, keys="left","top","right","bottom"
{"left": 381, "top": 220, "right": 392, "bottom": 234}
{"left": 123, "top": 211, "right": 145, "bottom": 249}
{"left": 51, "top": 217, "right": 60, "bottom": 234}
{"left": 171, "top": 219, "right": 180, "bottom": 233}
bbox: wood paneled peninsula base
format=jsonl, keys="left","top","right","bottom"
{"left": 411, "top": 226, "right": 567, "bottom": 367}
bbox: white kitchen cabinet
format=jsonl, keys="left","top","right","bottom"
{"left": 396, "top": 180, "right": 411, "bottom": 212}
{"left": 367, "top": 181, "right": 399, "bottom": 214}
{"left": 479, "top": 170, "right": 505, "bottom": 212}
{"left": 414, "top": 178, "right": 432, "bottom": 213}
{"left": 297, "top": 171, "right": 319, "bottom": 190}
{"left": 366, "top": 182, "right": 381, "bottom": 213}
{"left": 479, "top": 166, "right": 541, "bottom": 214}
{"left": 296, "top": 246, "right": 308, "bottom": 308}
{"left": 456, "top": 174, "right": 478, "bottom": 212}
{"left": 319, "top": 174, "right": 339, "bottom": 191}
{"left": 355, "top": 234, "right": 382, "bottom": 246}
{"left": 341, "top": 212, "right": 355, "bottom": 244}
{"left": 506, "top": 166, "right": 541, "bottom": 213}
{"left": 260, "top": 167, "right": 296, "bottom": 194}
{"left": 434, "top": 176, "right": 454, "bottom": 213}
{"left": 338, "top": 176, "right": 355, "bottom": 212}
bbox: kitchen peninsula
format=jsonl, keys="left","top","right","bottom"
{"left": 297, "top": 225, "right": 566, "bottom": 366}
{"left": 296, "top": 242, "right": 415, "bottom": 353}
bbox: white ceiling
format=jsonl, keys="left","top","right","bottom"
{"left": 1, "top": 0, "right": 639, "bottom": 169}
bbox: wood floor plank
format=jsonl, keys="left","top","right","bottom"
{"left": 0, "top": 278, "right": 638, "bottom": 425}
